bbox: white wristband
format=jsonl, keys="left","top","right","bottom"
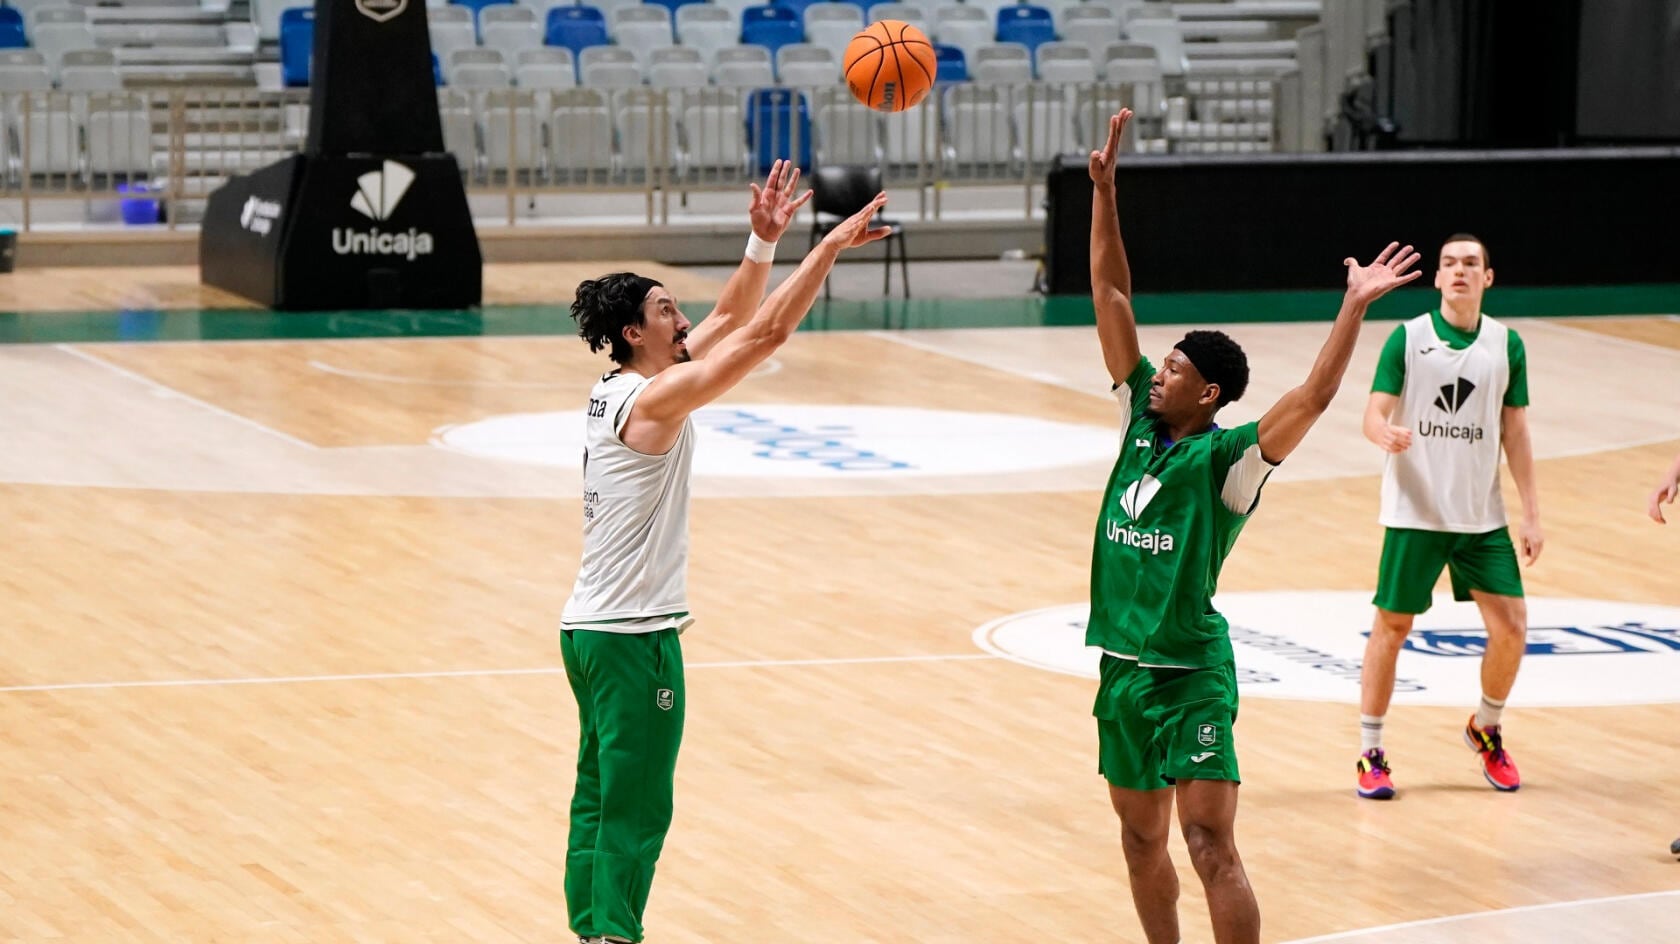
{"left": 745, "top": 233, "right": 777, "bottom": 263}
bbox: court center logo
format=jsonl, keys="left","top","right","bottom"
{"left": 972, "top": 591, "right": 1680, "bottom": 707}
{"left": 335, "top": 160, "right": 434, "bottom": 261}
{"left": 432, "top": 404, "right": 1119, "bottom": 483}
{"left": 355, "top": 0, "right": 407, "bottom": 23}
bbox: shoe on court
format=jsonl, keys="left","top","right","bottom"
{"left": 1464, "top": 715, "right": 1521, "bottom": 791}
{"left": 1356, "top": 748, "right": 1395, "bottom": 799}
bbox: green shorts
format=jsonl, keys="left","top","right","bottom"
{"left": 1094, "top": 655, "right": 1240, "bottom": 790}
{"left": 1373, "top": 526, "right": 1524, "bottom": 615}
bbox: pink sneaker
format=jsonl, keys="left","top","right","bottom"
{"left": 1356, "top": 748, "right": 1395, "bottom": 799}
{"left": 1464, "top": 715, "right": 1520, "bottom": 791}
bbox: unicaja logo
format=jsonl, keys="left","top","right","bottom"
{"left": 1433, "top": 378, "right": 1476, "bottom": 415}
{"left": 334, "top": 160, "right": 434, "bottom": 261}
{"left": 1420, "top": 377, "right": 1484, "bottom": 441}
{"left": 1108, "top": 475, "right": 1175, "bottom": 554}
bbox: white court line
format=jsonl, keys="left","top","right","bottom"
{"left": 55, "top": 344, "right": 319, "bottom": 450}
{"left": 308, "top": 359, "right": 572, "bottom": 389}
{"left": 0, "top": 652, "right": 998, "bottom": 695}
{"left": 307, "top": 356, "right": 781, "bottom": 388}
{"left": 1279, "top": 890, "right": 1680, "bottom": 943}
{"left": 867, "top": 330, "right": 1113, "bottom": 401}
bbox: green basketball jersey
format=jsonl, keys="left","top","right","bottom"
{"left": 1086, "top": 357, "right": 1278, "bottom": 668}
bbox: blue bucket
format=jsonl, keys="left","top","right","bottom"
{"left": 115, "top": 183, "right": 160, "bottom": 225}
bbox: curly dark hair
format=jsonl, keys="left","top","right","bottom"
{"left": 1174, "top": 329, "right": 1249, "bottom": 406}
{"left": 571, "top": 272, "right": 663, "bottom": 365}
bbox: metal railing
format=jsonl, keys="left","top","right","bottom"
{"left": 0, "top": 76, "right": 1283, "bottom": 228}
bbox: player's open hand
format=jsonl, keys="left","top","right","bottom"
{"left": 748, "top": 159, "right": 812, "bottom": 243}
{"left": 1345, "top": 242, "right": 1423, "bottom": 304}
{"left": 1648, "top": 478, "right": 1678, "bottom": 524}
{"left": 1375, "top": 424, "right": 1413, "bottom": 453}
{"left": 1087, "top": 108, "right": 1133, "bottom": 188}
{"left": 822, "top": 192, "right": 893, "bottom": 250}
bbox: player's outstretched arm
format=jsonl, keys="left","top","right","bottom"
{"left": 684, "top": 159, "right": 813, "bottom": 360}
{"left": 1257, "top": 243, "right": 1422, "bottom": 464}
{"left": 630, "top": 195, "right": 891, "bottom": 435}
{"left": 1646, "top": 450, "right": 1680, "bottom": 524}
{"left": 1088, "top": 108, "right": 1141, "bottom": 386}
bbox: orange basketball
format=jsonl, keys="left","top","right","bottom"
{"left": 843, "top": 20, "right": 937, "bottom": 113}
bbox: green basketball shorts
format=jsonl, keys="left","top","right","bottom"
{"left": 1094, "top": 655, "right": 1241, "bottom": 790}
{"left": 1373, "top": 526, "right": 1524, "bottom": 614}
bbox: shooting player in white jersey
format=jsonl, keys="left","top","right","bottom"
{"left": 1355, "top": 234, "right": 1544, "bottom": 799}
{"left": 558, "top": 162, "right": 890, "bottom": 944}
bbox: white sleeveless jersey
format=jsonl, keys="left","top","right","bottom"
{"left": 561, "top": 370, "right": 695, "bottom": 632}
{"left": 1380, "top": 313, "right": 1510, "bottom": 532}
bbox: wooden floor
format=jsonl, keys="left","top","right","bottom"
{"left": 1, "top": 269, "right": 1678, "bottom": 943}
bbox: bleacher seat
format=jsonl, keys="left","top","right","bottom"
{"left": 867, "top": 3, "right": 929, "bottom": 37}
{"left": 994, "top": 5, "right": 1053, "bottom": 58}
{"left": 933, "top": 6, "right": 988, "bottom": 61}
{"left": 450, "top": 47, "right": 513, "bottom": 87}
{"left": 1125, "top": 16, "right": 1187, "bottom": 76}
{"left": 480, "top": 88, "right": 542, "bottom": 173}
{"left": 58, "top": 48, "right": 122, "bottom": 90}
{"left": 453, "top": 0, "right": 515, "bottom": 28}
{"left": 31, "top": 21, "right": 97, "bottom": 80}
{"left": 711, "top": 44, "right": 774, "bottom": 86}
{"left": 1014, "top": 84, "right": 1076, "bottom": 161}
{"left": 740, "top": 6, "right": 803, "bottom": 60}
{"left": 86, "top": 92, "right": 153, "bottom": 178}
{"left": 644, "top": 0, "right": 709, "bottom": 16}
{"left": 648, "top": 46, "right": 707, "bottom": 88}
{"left": 815, "top": 100, "right": 879, "bottom": 163}
{"left": 515, "top": 47, "right": 578, "bottom": 89}
{"left": 548, "top": 87, "right": 615, "bottom": 178}
{"left": 546, "top": 6, "right": 611, "bottom": 57}
{"left": 481, "top": 5, "right": 542, "bottom": 60}
{"left": 431, "top": 7, "right": 480, "bottom": 66}
{"left": 615, "top": 86, "right": 679, "bottom": 171}
{"left": 279, "top": 8, "right": 313, "bottom": 87}
{"left": 746, "top": 86, "right": 810, "bottom": 172}
{"left": 775, "top": 43, "right": 836, "bottom": 87}
{"left": 802, "top": 3, "right": 864, "bottom": 51}
{"left": 1034, "top": 40, "right": 1094, "bottom": 82}
{"left": 679, "top": 86, "right": 747, "bottom": 172}
{"left": 612, "top": 6, "right": 675, "bottom": 69}
{"left": 945, "top": 83, "right": 1013, "bottom": 165}
{"left": 775, "top": 0, "right": 821, "bottom": 21}
{"left": 933, "top": 43, "right": 966, "bottom": 82}
{"left": 1060, "top": 3, "right": 1120, "bottom": 67}
{"left": 675, "top": 3, "right": 737, "bottom": 67}
{"left": 971, "top": 43, "right": 1030, "bottom": 84}
{"left": 579, "top": 45, "right": 643, "bottom": 87}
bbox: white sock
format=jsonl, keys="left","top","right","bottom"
{"left": 1476, "top": 694, "right": 1505, "bottom": 730}
{"left": 1360, "top": 714, "right": 1385, "bottom": 754}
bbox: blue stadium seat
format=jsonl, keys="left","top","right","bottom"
{"left": 747, "top": 87, "right": 811, "bottom": 173}
{"left": 934, "top": 44, "right": 967, "bottom": 83}
{"left": 279, "top": 8, "right": 314, "bottom": 87}
{"left": 433, "top": 52, "right": 444, "bottom": 86}
{"left": 774, "top": 0, "right": 820, "bottom": 21}
{"left": 0, "top": 22, "right": 25, "bottom": 49}
{"left": 995, "top": 5, "right": 1054, "bottom": 57}
{"left": 545, "top": 6, "right": 611, "bottom": 57}
{"left": 644, "top": 0, "right": 710, "bottom": 15}
{"left": 452, "top": 0, "right": 515, "bottom": 16}
{"left": 740, "top": 5, "right": 802, "bottom": 59}
{"left": 0, "top": 7, "right": 22, "bottom": 31}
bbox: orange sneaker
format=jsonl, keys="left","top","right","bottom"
{"left": 1356, "top": 748, "right": 1395, "bottom": 799}
{"left": 1464, "top": 716, "right": 1520, "bottom": 791}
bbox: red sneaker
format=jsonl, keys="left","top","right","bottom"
{"left": 1464, "top": 716, "right": 1520, "bottom": 791}
{"left": 1356, "top": 748, "right": 1395, "bottom": 799}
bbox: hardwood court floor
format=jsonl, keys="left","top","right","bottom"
{"left": 1, "top": 297, "right": 1678, "bottom": 942}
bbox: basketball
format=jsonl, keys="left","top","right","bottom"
{"left": 843, "top": 20, "right": 937, "bottom": 113}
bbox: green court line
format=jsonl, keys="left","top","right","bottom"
{"left": 0, "top": 284, "right": 1674, "bottom": 345}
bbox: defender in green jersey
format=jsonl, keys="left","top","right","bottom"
{"left": 1084, "top": 109, "right": 1423, "bottom": 944}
